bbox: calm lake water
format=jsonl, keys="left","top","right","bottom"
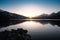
{"left": 0, "top": 20, "right": 60, "bottom": 40}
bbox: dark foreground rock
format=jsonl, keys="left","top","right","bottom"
{"left": 0, "top": 28, "right": 31, "bottom": 40}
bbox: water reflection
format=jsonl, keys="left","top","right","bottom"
{"left": 0, "top": 20, "right": 60, "bottom": 40}
{"left": 0, "top": 20, "right": 60, "bottom": 31}
{"left": 0, "top": 21, "right": 43, "bottom": 31}
{"left": 19, "top": 21, "right": 43, "bottom": 31}
{"left": 0, "top": 20, "right": 25, "bottom": 28}
{"left": 35, "top": 20, "right": 60, "bottom": 26}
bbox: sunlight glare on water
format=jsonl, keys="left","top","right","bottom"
{"left": 19, "top": 21, "right": 43, "bottom": 31}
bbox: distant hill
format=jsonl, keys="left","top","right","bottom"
{"left": 0, "top": 9, "right": 60, "bottom": 19}
{"left": 33, "top": 11, "right": 60, "bottom": 19}
{"left": 0, "top": 9, "right": 27, "bottom": 20}
{"left": 48, "top": 11, "right": 60, "bottom": 19}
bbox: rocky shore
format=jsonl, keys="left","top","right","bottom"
{"left": 0, "top": 28, "right": 31, "bottom": 40}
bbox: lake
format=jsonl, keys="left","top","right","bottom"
{"left": 0, "top": 20, "right": 60, "bottom": 40}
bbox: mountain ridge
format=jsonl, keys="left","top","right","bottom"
{"left": 32, "top": 11, "right": 60, "bottom": 19}
{"left": 0, "top": 9, "right": 27, "bottom": 20}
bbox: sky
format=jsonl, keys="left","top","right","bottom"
{"left": 0, "top": 0, "right": 60, "bottom": 17}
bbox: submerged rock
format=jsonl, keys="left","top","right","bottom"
{"left": 0, "top": 28, "right": 31, "bottom": 40}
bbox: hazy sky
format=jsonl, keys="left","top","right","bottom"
{"left": 0, "top": 0, "right": 60, "bottom": 17}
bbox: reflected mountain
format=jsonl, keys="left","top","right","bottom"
{"left": 0, "top": 20, "right": 60, "bottom": 28}
{"left": 34, "top": 20, "right": 60, "bottom": 26}
{"left": 0, "top": 20, "right": 25, "bottom": 28}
